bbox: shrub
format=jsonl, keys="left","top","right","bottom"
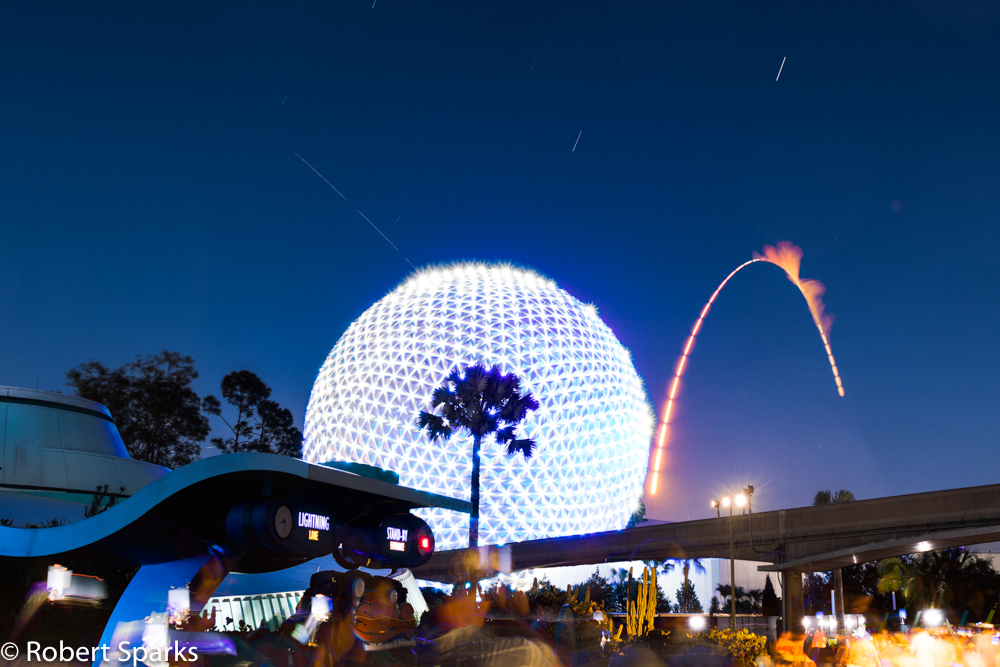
{"left": 704, "top": 628, "right": 768, "bottom": 667}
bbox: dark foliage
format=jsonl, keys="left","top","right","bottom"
{"left": 606, "top": 568, "right": 671, "bottom": 613}
{"left": 83, "top": 485, "right": 126, "bottom": 518}
{"left": 761, "top": 575, "right": 781, "bottom": 616}
{"left": 626, "top": 499, "right": 648, "bottom": 528}
{"left": 675, "top": 580, "right": 703, "bottom": 613}
{"left": 203, "top": 370, "right": 302, "bottom": 457}
{"left": 813, "top": 489, "right": 856, "bottom": 505}
{"left": 66, "top": 351, "right": 208, "bottom": 468}
{"left": 803, "top": 573, "right": 832, "bottom": 615}
{"left": 580, "top": 568, "right": 613, "bottom": 607}
{"left": 878, "top": 549, "right": 1000, "bottom": 620}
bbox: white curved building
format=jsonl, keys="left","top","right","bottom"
{"left": 303, "top": 263, "right": 654, "bottom": 549}
{"left": 0, "top": 386, "right": 168, "bottom": 525}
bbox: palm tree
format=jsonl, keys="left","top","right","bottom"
{"left": 814, "top": 489, "right": 857, "bottom": 629}
{"left": 674, "top": 558, "right": 706, "bottom": 612}
{"left": 878, "top": 548, "right": 989, "bottom": 613}
{"left": 645, "top": 560, "right": 676, "bottom": 577}
{"left": 814, "top": 489, "right": 856, "bottom": 505}
{"left": 417, "top": 363, "right": 539, "bottom": 548}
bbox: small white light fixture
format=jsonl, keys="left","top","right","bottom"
{"left": 167, "top": 588, "right": 190, "bottom": 619}
{"left": 310, "top": 594, "right": 331, "bottom": 620}
{"left": 142, "top": 613, "right": 170, "bottom": 667}
{"left": 803, "top": 617, "right": 812, "bottom": 629}
{"left": 722, "top": 497, "right": 731, "bottom": 508}
{"left": 915, "top": 541, "right": 933, "bottom": 552}
{"left": 923, "top": 609, "right": 944, "bottom": 627}
{"left": 735, "top": 494, "right": 747, "bottom": 507}
{"left": 47, "top": 565, "right": 72, "bottom": 602}
{"left": 688, "top": 615, "right": 708, "bottom": 631}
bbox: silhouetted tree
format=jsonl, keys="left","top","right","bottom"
{"left": 803, "top": 573, "right": 831, "bottom": 615}
{"left": 84, "top": 485, "right": 126, "bottom": 518}
{"left": 841, "top": 560, "right": 894, "bottom": 613}
{"left": 627, "top": 499, "right": 648, "bottom": 528}
{"left": 203, "top": 370, "right": 302, "bottom": 457}
{"left": 580, "top": 568, "right": 614, "bottom": 607}
{"left": 417, "top": 363, "right": 539, "bottom": 548}
{"left": 676, "top": 580, "right": 704, "bottom": 613}
{"left": 607, "top": 567, "right": 670, "bottom": 612}
{"left": 814, "top": 489, "right": 856, "bottom": 505}
{"left": 878, "top": 548, "right": 1000, "bottom": 619}
{"left": 66, "top": 351, "right": 208, "bottom": 468}
{"left": 761, "top": 575, "right": 781, "bottom": 616}
{"left": 644, "top": 560, "right": 676, "bottom": 578}
{"left": 669, "top": 558, "right": 706, "bottom": 612}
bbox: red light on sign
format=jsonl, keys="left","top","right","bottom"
{"left": 420, "top": 537, "right": 430, "bottom": 550}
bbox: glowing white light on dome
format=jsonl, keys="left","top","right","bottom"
{"left": 303, "top": 263, "right": 654, "bottom": 550}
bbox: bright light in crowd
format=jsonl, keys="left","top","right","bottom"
{"left": 803, "top": 617, "right": 812, "bottom": 629}
{"left": 923, "top": 609, "right": 944, "bottom": 627}
{"left": 302, "top": 262, "right": 653, "bottom": 549}
{"left": 915, "top": 541, "right": 933, "bottom": 552}
{"left": 688, "top": 616, "right": 707, "bottom": 631}
{"left": 46, "top": 565, "right": 71, "bottom": 601}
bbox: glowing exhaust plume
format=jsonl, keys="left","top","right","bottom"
{"left": 648, "top": 243, "right": 845, "bottom": 495}
{"left": 752, "top": 241, "right": 844, "bottom": 397}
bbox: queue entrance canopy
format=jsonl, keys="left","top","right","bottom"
{"left": 0, "top": 452, "right": 470, "bottom": 665}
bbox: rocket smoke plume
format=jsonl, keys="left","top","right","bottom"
{"left": 647, "top": 242, "right": 845, "bottom": 495}
{"left": 753, "top": 241, "right": 844, "bottom": 397}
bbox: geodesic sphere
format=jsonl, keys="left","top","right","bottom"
{"left": 303, "top": 263, "right": 653, "bottom": 550}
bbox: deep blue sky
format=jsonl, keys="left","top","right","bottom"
{"left": 2, "top": 1, "right": 997, "bottom": 522}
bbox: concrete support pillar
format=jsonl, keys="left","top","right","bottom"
{"left": 782, "top": 569, "right": 804, "bottom": 635}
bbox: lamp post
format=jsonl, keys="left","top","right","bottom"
{"left": 720, "top": 496, "right": 737, "bottom": 630}
{"left": 715, "top": 493, "right": 748, "bottom": 632}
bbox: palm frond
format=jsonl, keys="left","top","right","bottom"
{"left": 431, "top": 385, "right": 454, "bottom": 408}
{"left": 417, "top": 411, "right": 453, "bottom": 441}
{"left": 505, "top": 437, "right": 536, "bottom": 458}
{"left": 499, "top": 392, "right": 540, "bottom": 422}
{"left": 494, "top": 426, "right": 516, "bottom": 444}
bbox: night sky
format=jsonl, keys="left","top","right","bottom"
{"left": 2, "top": 1, "right": 997, "bottom": 523}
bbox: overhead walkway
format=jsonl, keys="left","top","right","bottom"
{"left": 415, "top": 482, "right": 1000, "bottom": 582}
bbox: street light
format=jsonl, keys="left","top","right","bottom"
{"left": 717, "top": 495, "right": 737, "bottom": 631}
{"left": 710, "top": 500, "right": 720, "bottom": 518}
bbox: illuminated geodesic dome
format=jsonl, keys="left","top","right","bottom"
{"left": 303, "top": 263, "right": 653, "bottom": 550}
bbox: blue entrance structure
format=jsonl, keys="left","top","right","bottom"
{"left": 0, "top": 387, "right": 469, "bottom": 665}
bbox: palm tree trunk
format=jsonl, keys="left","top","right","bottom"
{"left": 833, "top": 567, "right": 845, "bottom": 634}
{"left": 469, "top": 434, "right": 482, "bottom": 548}
{"left": 683, "top": 563, "right": 690, "bottom": 612}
